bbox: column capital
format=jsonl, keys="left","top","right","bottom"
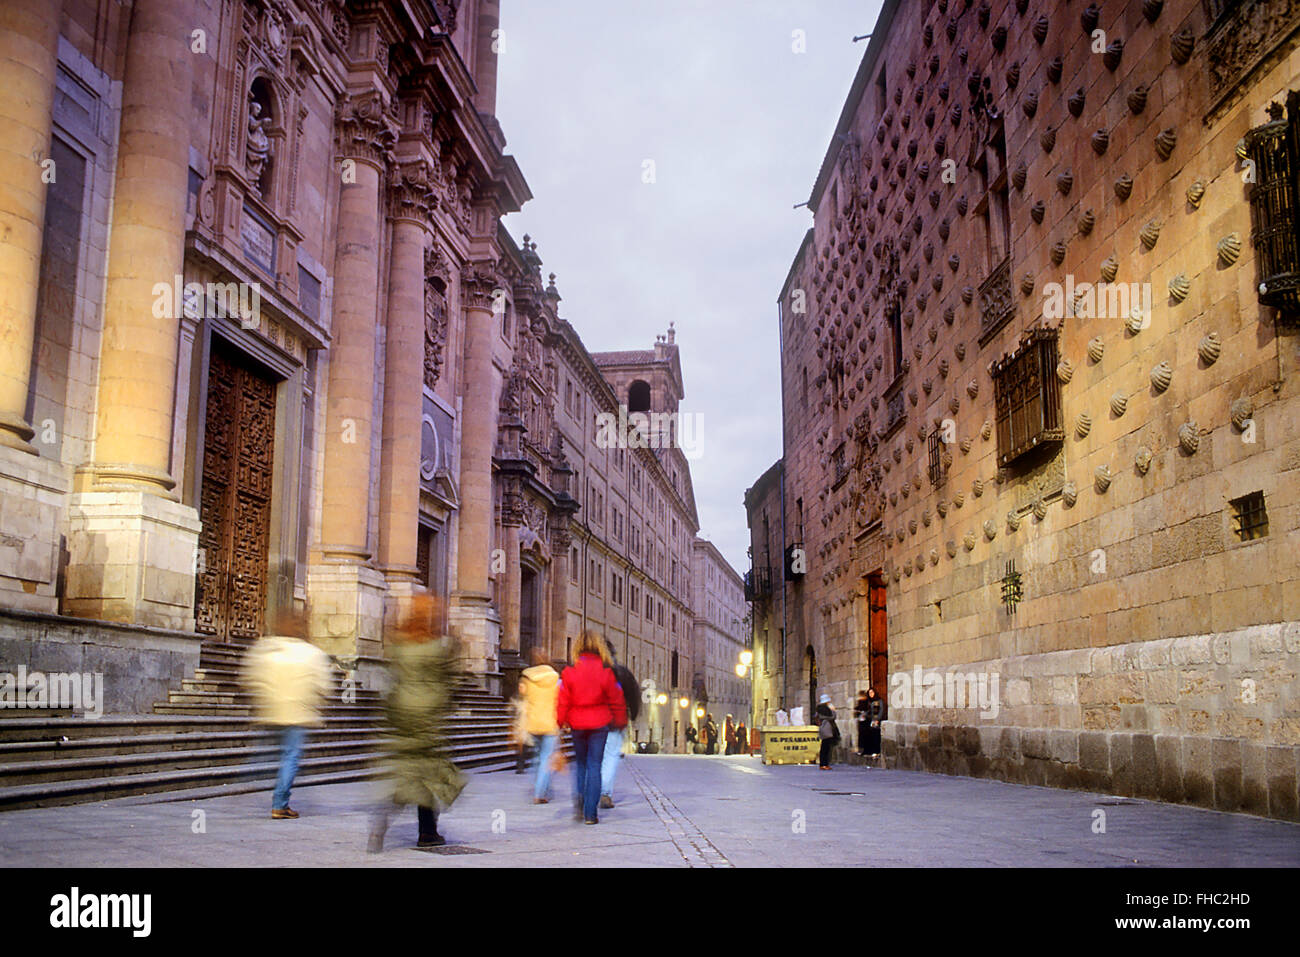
{"left": 387, "top": 158, "right": 438, "bottom": 226}
{"left": 335, "top": 90, "right": 397, "bottom": 172}
{"left": 461, "top": 259, "right": 505, "bottom": 313}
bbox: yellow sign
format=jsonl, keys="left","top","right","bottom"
{"left": 759, "top": 726, "right": 820, "bottom": 765}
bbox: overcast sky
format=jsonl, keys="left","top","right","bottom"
{"left": 497, "top": 0, "right": 882, "bottom": 576}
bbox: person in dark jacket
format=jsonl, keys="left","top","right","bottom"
{"left": 704, "top": 714, "right": 719, "bottom": 754}
{"left": 854, "top": 690, "right": 871, "bottom": 756}
{"left": 685, "top": 724, "right": 698, "bottom": 752}
{"left": 723, "top": 715, "right": 736, "bottom": 755}
{"left": 865, "top": 687, "right": 886, "bottom": 758}
{"left": 557, "top": 631, "right": 627, "bottom": 825}
{"left": 815, "top": 694, "right": 840, "bottom": 769}
{"left": 735, "top": 720, "right": 748, "bottom": 755}
{"left": 601, "top": 648, "right": 639, "bottom": 808}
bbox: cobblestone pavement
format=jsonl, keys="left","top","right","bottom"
{"left": 2, "top": 755, "right": 1298, "bottom": 867}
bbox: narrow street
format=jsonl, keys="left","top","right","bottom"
{"left": 3, "top": 757, "right": 1296, "bottom": 868}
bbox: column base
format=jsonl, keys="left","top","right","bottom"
{"left": 448, "top": 590, "right": 500, "bottom": 677}
{"left": 0, "top": 445, "right": 67, "bottom": 614}
{"left": 307, "top": 559, "right": 387, "bottom": 658}
{"left": 380, "top": 571, "right": 424, "bottom": 637}
{"left": 64, "top": 491, "right": 200, "bottom": 631}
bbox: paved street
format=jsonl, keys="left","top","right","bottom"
{"left": 2, "top": 755, "right": 1298, "bottom": 867}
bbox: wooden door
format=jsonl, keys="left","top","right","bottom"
{"left": 194, "top": 344, "right": 277, "bottom": 642}
{"left": 868, "top": 573, "right": 888, "bottom": 693}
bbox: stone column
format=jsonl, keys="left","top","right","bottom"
{"left": 376, "top": 162, "right": 433, "bottom": 629}
{"left": 448, "top": 262, "right": 502, "bottom": 670}
{"left": 0, "top": 0, "right": 61, "bottom": 454}
{"left": 65, "top": 0, "right": 201, "bottom": 628}
{"left": 501, "top": 517, "right": 521, "bottom": 653}
{"left": 549, "top": 528, "right": 571, "bottom": 662}
{"left": 308, "top": 92, "right": 394, "bottom": 658}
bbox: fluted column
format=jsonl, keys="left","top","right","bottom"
{"left": 549, "top": 528, "right": 571, "bottom": 661}
{"left": 501, "top": 514, "right": 521, "bottom": 654}
{"left": 0, "top": 0, "right": 62, "bottom": 453}
{"left": 87, "top": 0, "right": 194, "bottom": 493}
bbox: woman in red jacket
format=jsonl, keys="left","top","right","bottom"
{"left": 557, "top": 631, "right": 627, "bottom": 825}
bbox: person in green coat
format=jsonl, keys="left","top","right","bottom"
{"left": 368, "top": 594, "right": 467, "bottom": 851}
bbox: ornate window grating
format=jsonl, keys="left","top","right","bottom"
{"left": 990, "top": 326, "right": 1063, "bottom": 468}
{"left": 977, "top": 255, "right": 1015, "bottom": 345}
{"left": 1244, "top": 94, "right": 1300, "bottom": 320}
{"left": 1000, "top": 559, "right": 1023, "bottom": 615}
{"left": 927, "top": 429, "right": 949, "bottom": 488}
{"left": 1230, "top": 490, "right": 1269, "bottom": 541}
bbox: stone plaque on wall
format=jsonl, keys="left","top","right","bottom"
{"left": 241, "top": 206, "right": 276, "bottom": 275}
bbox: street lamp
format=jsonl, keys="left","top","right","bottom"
{"left": 740, "top": 650, "right": 753, "bottom": 667}
{"left": 678, "top": 697, "right": 689, "bottom": 708}
{"left": 695, "top": 707, "right": 705, "bottom": 719}
{"left": 735, "top": 663, "right": 747, "bottom": 678}
{"left": 656, "top": 693, "right": 668, "bottom": 706}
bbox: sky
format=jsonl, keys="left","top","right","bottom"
{"left": 496, "top": 0, "right": 882, "bottom": 576}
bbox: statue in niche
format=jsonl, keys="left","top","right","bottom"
{"left": 246, "top": 96, "right": 273, "bottom": 188}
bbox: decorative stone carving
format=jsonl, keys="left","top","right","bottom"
{"left": 1150, "top": 361, "right": 1173, "bottom": 393}
{"left": 981, "top": 419, "right": 991, "bottom": 440}
{"left": 1050, "top": 240, "right": 1067, "bottom": 266}
{"left": 1094, "top": 465, "right": 1113, "bottom": 493}
{"left": 1171, "top": 27, "right": 1194, "bottom": 65}
{"left": 1110, "top": 392, "right": 1129, "bottom": 417}
{"left": 1169, "top": 273, "right": 1191, "bottom": 302}
{"left": 1230, "top": 397, "right": 1254, "bottom": 431}
{"left": 1057, "top": 169, "right": 1074, "bottom": 196}
{"left": 1033, "top": 14, "right": 1049, "bottom": 44}
{"left": 1046, "top": 56, "right": 1063, "bottom": 84}
{"left": 1104, "top": 39, "right": 1124, "bottom": 71}
{"left": 1075, "top": 412, "right": 1092, "bottom": 438}
{"left": 1091, "top": 129, "right": 1110, "bottom": 155}
{"left": 1032, "top": 498, "right": 1048, "bottom": 520}
{"left": 1057, "top": 358, "right": 1075, "bottom": 383}
{"left": 963, "top": 531, "right": 976, "bottom": 551}
{"left": 1068, "top": 89, "right": 1087, "bottom": 117}
{"left": 1143, "top": 0, "right": 1164, "bottom": 23}
{"left": 1041, "top": 126, "right": 1057, "bottom": 152}
{"left": 1154, "top": 127, "right": 1178, "bottom": 161}
{"left": 1100, "top": 256, "right": 1119, "bottom": 283}
{"left": 335, "top": 91, "right": 398, "bottom": 168}
{"left": 1179, "top": 421, "right": 1200, "bottom": 454}
{"left": 984, "top": 519, "right": 999, "bottom": 540}
{"left": 1078, "top": 209, "right": 1095, "bottom": 235}
{"left": 1128, "top": 85, "right": 1149, "bottom": 115}
{"left": 1198, "top": 332, "right": 1222, "bottom": 365}
{"left": 1062, "top": 480, "right": 1078, "bottom": 507}
{"left": 1087, "top": 337, "right": 1105, "bottom": 363}
{"left": 1140, "top": 220, "right": 1162, "bottom": 250}
{"left": 1135, "top": 446, "right": 1153, "bottom": 475}
{"left": 1218, "top": 232, "right": 1242, "bottom": 265}
{"left": 1186, "top": 180, "right": 1206, "bottom": 208}
{"left": 1114, "top": 174, "right": 1133, "bottom": 201}
{"left": 246, "top": 96, "right": 273, "bottom": 187}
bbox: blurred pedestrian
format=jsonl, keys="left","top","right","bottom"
{"left": 724, "top": 714, "right": 736, "bottom": 755}
{"left": 735, "top": 719, "right": 748, "bottom": 755}
{"left": 816, "top": 694, "right": 840, "bottom": 769}
{"left": 369, "top": 594, "right": 466, "bottom": 850}
{"left": 601, "top": 648, "right": 639, "bottom": 809}
{"left": 519, "top": 647, "right": 560, "bottom": 803}
{"left": 240, "top": 605, "right": 332, "bottom": 820}
{"left": 556, "top": 631, "right": 626, "bottom": 825}
{"left": 704, "top": 714, "right": 718, "bottom": 754}
{"left": 685, "top": 724, "right": 698, "bottom": 753}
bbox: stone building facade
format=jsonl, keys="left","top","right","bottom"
{"left": 0, "top": 0, "right": 710, "bottom": 717}
{"left": 691, "top": 538, "right": 750, "bottom": 734}
{"left": 754, "top": 0, "right": 1300, "bottom": 819}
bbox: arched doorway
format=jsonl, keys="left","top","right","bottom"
{"left": 520, "top": 566, "right": 540, "bottom": 658}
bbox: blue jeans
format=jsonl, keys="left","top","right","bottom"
{"left": 570, "top": 727, "right": 609, "bottom": 821}
{"left": 532, "top": 733, "right": 558, "bottom": 800}
{"left": 272, "top": 726, "right": 307, "bottom": 809}
{"left": 601, "top": 727, "right": 625, "bottom": 798}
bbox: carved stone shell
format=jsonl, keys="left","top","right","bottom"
{"left": 1186, "top": 180, "right": 1205, "bottom": 209}
{"left": 1125, "top": 309, "right": 1146, "bottom": 335}
{"left": 944, "top": 306, "right": 955, "bottom": 325}
{"left": 960, "top": 437, "right": 973, "bottom": 454}
{"left": 909, "top": 519, "right": 917, "bottom": 535}
{"left": 1143, "top": 0, "right": 1164, "bottom": 23}
{"left": 1104, "top": 39, "right": 1124, "bottom": 71}
{"left": 1150, "top": 360, "right": 1173, "bottom": 393}
{"left": 1171, "top": 27, "right": 1194, "bottom": 65}
{"left": 1081, "top": 4, "right": 1101, "bottom": 34}
{"left": 1198, "top": 332, "right": 1222, "bottom": 365}
{"left": 937, "top": 499, "right": 949, "bottom": 517}
{"left": 1087, "top": 337, "right": 1106, "bottom": 364}
{"left": 1075, "top": 412, "right": 1092, "bottom": 438}
{"left": 1135, "top": 446, "right": 1153, "bottom": 475}
{"left": 961, "top": 285, "right": 975, "bottom": 305}
{"left": 1139, "top": 219, "right": 1161, "bottom": 250}
{"left": 1230, "top": 397, "right": 1254, "bottom": 431}
{"left": 953, "top": 491, "right": 965, "bottom": 508}
{"left": 981, "top": 419, "right": 992, "bottom": 440}
{"left": 1169, "top": 272, "right": 1191, "bottom": 302}
{"left": 946, "top": 539, "right": 957, "bottom": 558}
{"left": 1218, "top": 232, "right": 1242, "bottom": 266}
{"left": 1057, "top": 169, "right": 1074, "bottom": 196}
{"left": 1033, "top": 14, "right": 1049, "bottom": 44}
{"left": 1032, "top": 498, "right": 1048, "bottom": 521}
{"left": 1110, "top": 392, "right": 1129, "bottom": 417}
{"left": 1114, "top": 174, "right": 1133, "bottom": 201}
{"left": 967, "top": 380, "right": 980, "bottom": 400}
{"left": 969, "top": 478, "right": 983, "bottom": 499}
{"left": 1154, "top": 128, "right": 1178, "bottom": 161}
{"left": 1051, "top": 240, "right": 1067, "bottom": 266}
{"left": 1179, "top": 421, "right": 1200, "bottom": 454}
{"left": 949, "top": 395, "right": 960, "bottom": 414}
{"left": 957, "top": 342, "right": 968, "bottom": 361}
{"left": 1040, "top": 126, "right": 1057, "bottom": 153}
{"left": 1094, "top": 465, "right": 1113, "bottom": 493}
{"left": 1046, "top": 56, "right": 1063, "bottom": 84}
{"left": 1127, "top": 85, "right": 1148, "bottom": 115}
{"left": 985, "top": 519, "right": 999, "bottom": 540}
{"left": 1057, "top": 358, "right": 1075, "bottom": 383}
{"left": 1068, "top": 89, "right": 1087, "bottom": 117}
{"left": 1100, "top": 256, "right": 1119, "bottom": 284}
{"left": 1021, "top": 272, "right": 1035, "bottom": 296}
{"left": 1012, "top": 162, "right": 1028, "bottom": 192}
{"left": 1078, "top": 209, "right": 1096, "bottom": 235}
{"left": 963, "top": 531, "right": 976, "bottom": 551}
{"left": 1022, "top": 89, "right": 1038, "bottom": 118}
{"left": 1062, "top": 481, "right": 1078, "bottom": 508}
{"left": 1091, "top": 129, "right": 1110, "bottom": 155}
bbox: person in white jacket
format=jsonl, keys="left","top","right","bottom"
{"left": 240, "top": 607, "right": 333, "bottom": 819}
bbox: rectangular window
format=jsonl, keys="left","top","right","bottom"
{"left": 1230, "top": 490, "right": 1268, "bottom": 541}
{"left": 991, "top": 327, "right": 1063, "bottom": 468}
{"left": 927, "top": 429, "right": 950, "bottom": 487}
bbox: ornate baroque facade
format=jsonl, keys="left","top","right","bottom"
{"left": 750, "top": 0, "right": 1300, "bottom": 819}
{"left": 0, "top": 0, "right": 711, "bottom": 723}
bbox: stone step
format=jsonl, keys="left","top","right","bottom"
{"left": 0, "top": 724, "right": 381, "bottom": 762}
{"left": 0, "top": 713, "right": 381, "bottom": 743}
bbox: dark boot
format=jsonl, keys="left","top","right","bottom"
{"left": 417, "top": 805, "right": 444, "bottom": 847}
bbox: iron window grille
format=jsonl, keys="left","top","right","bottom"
{"left": 1230, "top": 490, "right": 1269, "bottom": 541}
{"left": 927, "top": 429, "right": 951, "bottom": 488}
{"left": 1244, "top": 94, "right": 1300, "bottom": 320}
{"left": 990, "top": 326, "right": 1063, "bottom": 468}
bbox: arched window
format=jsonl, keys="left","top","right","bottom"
{"left": 628, "top": 379, "right": 651, "bottom": 413}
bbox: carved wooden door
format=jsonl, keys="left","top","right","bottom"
{"left": 195, "top": 344, "right": 276, "bottom": 642}
{"left": 868, "top": 574, "right": 888, "bottom": 694}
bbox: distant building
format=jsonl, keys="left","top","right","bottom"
{"left": 692, "top": 538, "right": 749, "bottom": 736}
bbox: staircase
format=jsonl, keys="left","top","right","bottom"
{"left": 0, "top": 636, "right": 531, "bottom": 811}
